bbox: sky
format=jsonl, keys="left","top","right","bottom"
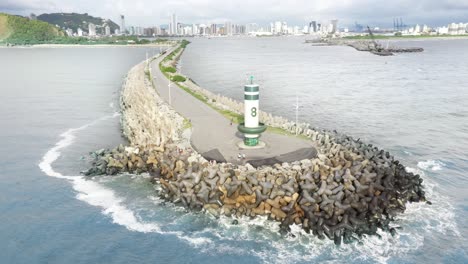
{"left": 1, "top": 0, "right": 468, "bottom": 28}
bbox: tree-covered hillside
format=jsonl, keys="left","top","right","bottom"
{"left": 37, "top": 13, "right": 119, "bottom": 34}
{"left": 0, "top": 13, "right": 64, "bottom": 44}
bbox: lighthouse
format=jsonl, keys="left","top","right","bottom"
{"left": 237, "top": 76, "right": 266, "bottom": 147}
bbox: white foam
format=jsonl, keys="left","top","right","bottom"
{"left": 38, "top": 112, "right": 459, "bottom": 263}
{"left": 203, "top": 166, "right": 460, "bottom": 264}
{"left": 38, "top": 113, "right": 165, "bottom": 231}
{"left": 37, "top": 112, "right": 215, "bottom": 248}
{"left": 417, "top": 159, "right": 446, "bottom": 171}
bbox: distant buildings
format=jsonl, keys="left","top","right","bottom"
{"left": 309, "top": 21, "right": 317, "bottom": 33}
{"left": 246, "top": 23, "right": 258, "bottom": 34}
{"left": 169, "top": 13, "right": 178, "bottom": 35}
{"left": 88, "top": 23, "right": 96, "bottom": 36}
{"left": 120, "top": 15, "right": 126, "bottom": 35}
{"left": 401, "top": 22, "right": 467, "bottom": 36}
{"left": 105, "top": 25, "right": 111, "bottom": 36}
{"left": 65, "top": 28, "right": 73, "bottom": 36}
{"left": 225, "top": 21, "right": 232, "bottom": 35}
{"left": 331, "top": 19, "right": 338, "bottom": 33}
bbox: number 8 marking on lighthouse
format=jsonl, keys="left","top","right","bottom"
{"left": 251, "top": 107, "right": 257, "bottom": 117}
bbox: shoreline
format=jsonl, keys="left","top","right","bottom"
{"left": 0, "top": 43, "right": 173, "bottom": 48}
{"left": 84, "top": 41, "right": 428, "bottom": 244}
{"left": 342, "top": 35, "right": 468, "bottom": 41}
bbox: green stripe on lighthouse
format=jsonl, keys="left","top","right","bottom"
{"left": 244, "top": 86, "right": 259, "bottom": 92}
{"left": 245, "top": 94, "right": 259, "bottom": 100}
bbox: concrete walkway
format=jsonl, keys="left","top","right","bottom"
{"left": 150, "top": 49, "right": 316, "bottom": 166}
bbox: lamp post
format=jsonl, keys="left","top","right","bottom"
{"left": 168, "top": 76, "right": 172, "bottom": 105}
{"left": 293, "top": 94, "right": 303, "bottom": 135}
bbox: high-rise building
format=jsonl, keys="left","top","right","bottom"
{"left": 282, "top": 22, "right": 288, "bottom": 34}
{"left": 210, "top": 24, "right": 217, "bottom": 35}
{"left": 120, "top": 15, "right": 126, "bottom": 34}
{"left": 169, "top": 13, "right": 178, "bottom": 35}
{"left": 413, "top": 24, "right": 421, "bottom": 33}
{"left": 88, "top": 23, "right": 96, "bottom": 36}
{"left": 448, "top": 23, "right": 457, "bottom": 35}
{"left": 331, "top": 19, "right": 338, "bottom": 33}
{"left": 225, "top": 21, "right": 232, "bottom": 35}
{"left": 77, "top": 28, "right": 83, "bottom": 36}
{"left": 105, "top": 26, "right": 111, "bottom": 36}
{"left": 274, "top": 21, "right": 282, "bottom": 34}
{"left": 458, "top": 23, "right": 466, "bottom": 35}
{"left": 65, "top": 28, "right": 73, "bottom": 36}
{"left": 246, "top": 23, "right": 258, "bottom": 34}
{"left": 309, "top": 21, "right": 317, "bottom": 32}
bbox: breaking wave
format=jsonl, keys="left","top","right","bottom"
{"left": 417, "top": 159, "right": 446, "bottom": 171}
{"left": 38, "top": 113, "right": 459, "bottom": 263}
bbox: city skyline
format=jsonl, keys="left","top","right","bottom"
{"left": 2, "top": 0, "right": 468, "bottom": 28}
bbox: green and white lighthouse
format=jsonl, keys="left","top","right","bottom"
{"left": 237, "top": 76, "right": 266, "bottom": 147}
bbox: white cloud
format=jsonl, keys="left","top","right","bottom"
{"left": 1, "top": 0, "right": 467, "bottom": 27}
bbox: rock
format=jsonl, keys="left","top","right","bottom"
{"left": 245, "top": 163, "right": 256, "bottom": 171}
{"left": 83, "top": 54, "right": 427, "bottom": 243}
{"left": 271, "top": 207, "right": 287, "bottom": 219}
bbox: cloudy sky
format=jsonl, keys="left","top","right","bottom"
{"left": 1, "top": 0, "right": 468, "bottom": 28}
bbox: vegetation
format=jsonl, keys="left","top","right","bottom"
{"left": 0, "top": 15, "right": 10, "bottom": 40}
{"left": 162, "top": 66, "right": 177, "bottom": 73}
{"left": 180, "top": 39, "right": 190, "bottom": 48}
{"left": 177, "top": 84, "right": 208, "bottom": 103}
{"left": 37, "top": 12, "right": 119, "bottom": 34}
{"left": 172, "top": 75, "right": 186, "bottom": 82}
{"left": 159, "top": 40, "right": 307, "bottom": 140}
{"left": 0, "top": 13, "right": 168, "bottom": 46}
{"left": 154, "top": 38, "right": 169, "bottom": 43}
{"left": 0, "top": 13, "right": 63, "bottom": 45}
{"left": 182, "top": 119, "right": 192, "bottom": 129}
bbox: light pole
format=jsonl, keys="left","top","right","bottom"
{"left": 293, "top": 94, "right": 301, "bottom": 135}
{"left": 177, "top": 59, "right": 182, "bottom": 74}
{"left": 146, "top": 51, "right": 148, "bottom": 67}
{"left": 168, "top": 77, "right": 172, "bottom": 105}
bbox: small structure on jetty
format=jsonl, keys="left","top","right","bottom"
{"left": 306, "top": 27, "right": 424, "bottom": 56}
{"left": 84, "top": 42, "right": 429, "bottom": 245}
{"left": 237, "top": 76, "right": 267, "bottom": 147}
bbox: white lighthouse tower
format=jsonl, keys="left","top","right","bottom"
{"left": 238, "top": 76, "right": 266, "bottom": 147}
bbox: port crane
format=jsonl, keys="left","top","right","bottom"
{"left": 366, "top": 26, "right": 384, "bottom": 52}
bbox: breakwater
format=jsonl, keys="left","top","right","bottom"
{"left": 306, "top": 38, "right": 424, "bottom": 56}
{"left": 84, "top": 43, "right": 428, "bottom": 245}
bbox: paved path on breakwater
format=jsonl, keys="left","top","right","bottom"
{"left": 150, "top": 48, "right": 316, "bottom": 166}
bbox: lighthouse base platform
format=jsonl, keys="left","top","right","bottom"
{"left": 237, "top": 141, "right": 266, "bottom": 149}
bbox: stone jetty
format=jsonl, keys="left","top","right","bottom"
{"left": 83, "top": 42, "right": 428, "bottom": 245}
{"left": 306, "top": 38, "right": 424, "bottom": 56}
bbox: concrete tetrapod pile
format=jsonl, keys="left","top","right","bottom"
{"left": 84, "top": 45, "right": 428, "bottom": 245}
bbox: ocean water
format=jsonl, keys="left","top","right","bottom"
{"left": 0, "top": 38, "right": 466, "bottom": 264}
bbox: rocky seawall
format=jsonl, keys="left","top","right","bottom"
{"left": 306, "top": 38, "right": 424, "bottom": 56}
{"left": 84, "top": 43, "right": 428, "bottom": 245}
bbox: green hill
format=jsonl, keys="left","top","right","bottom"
{"left": 37, "top": 13, "right": 119, "bottom": 34}
{"left": 0, "top": 13, "right": 64, "bottom": 44}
